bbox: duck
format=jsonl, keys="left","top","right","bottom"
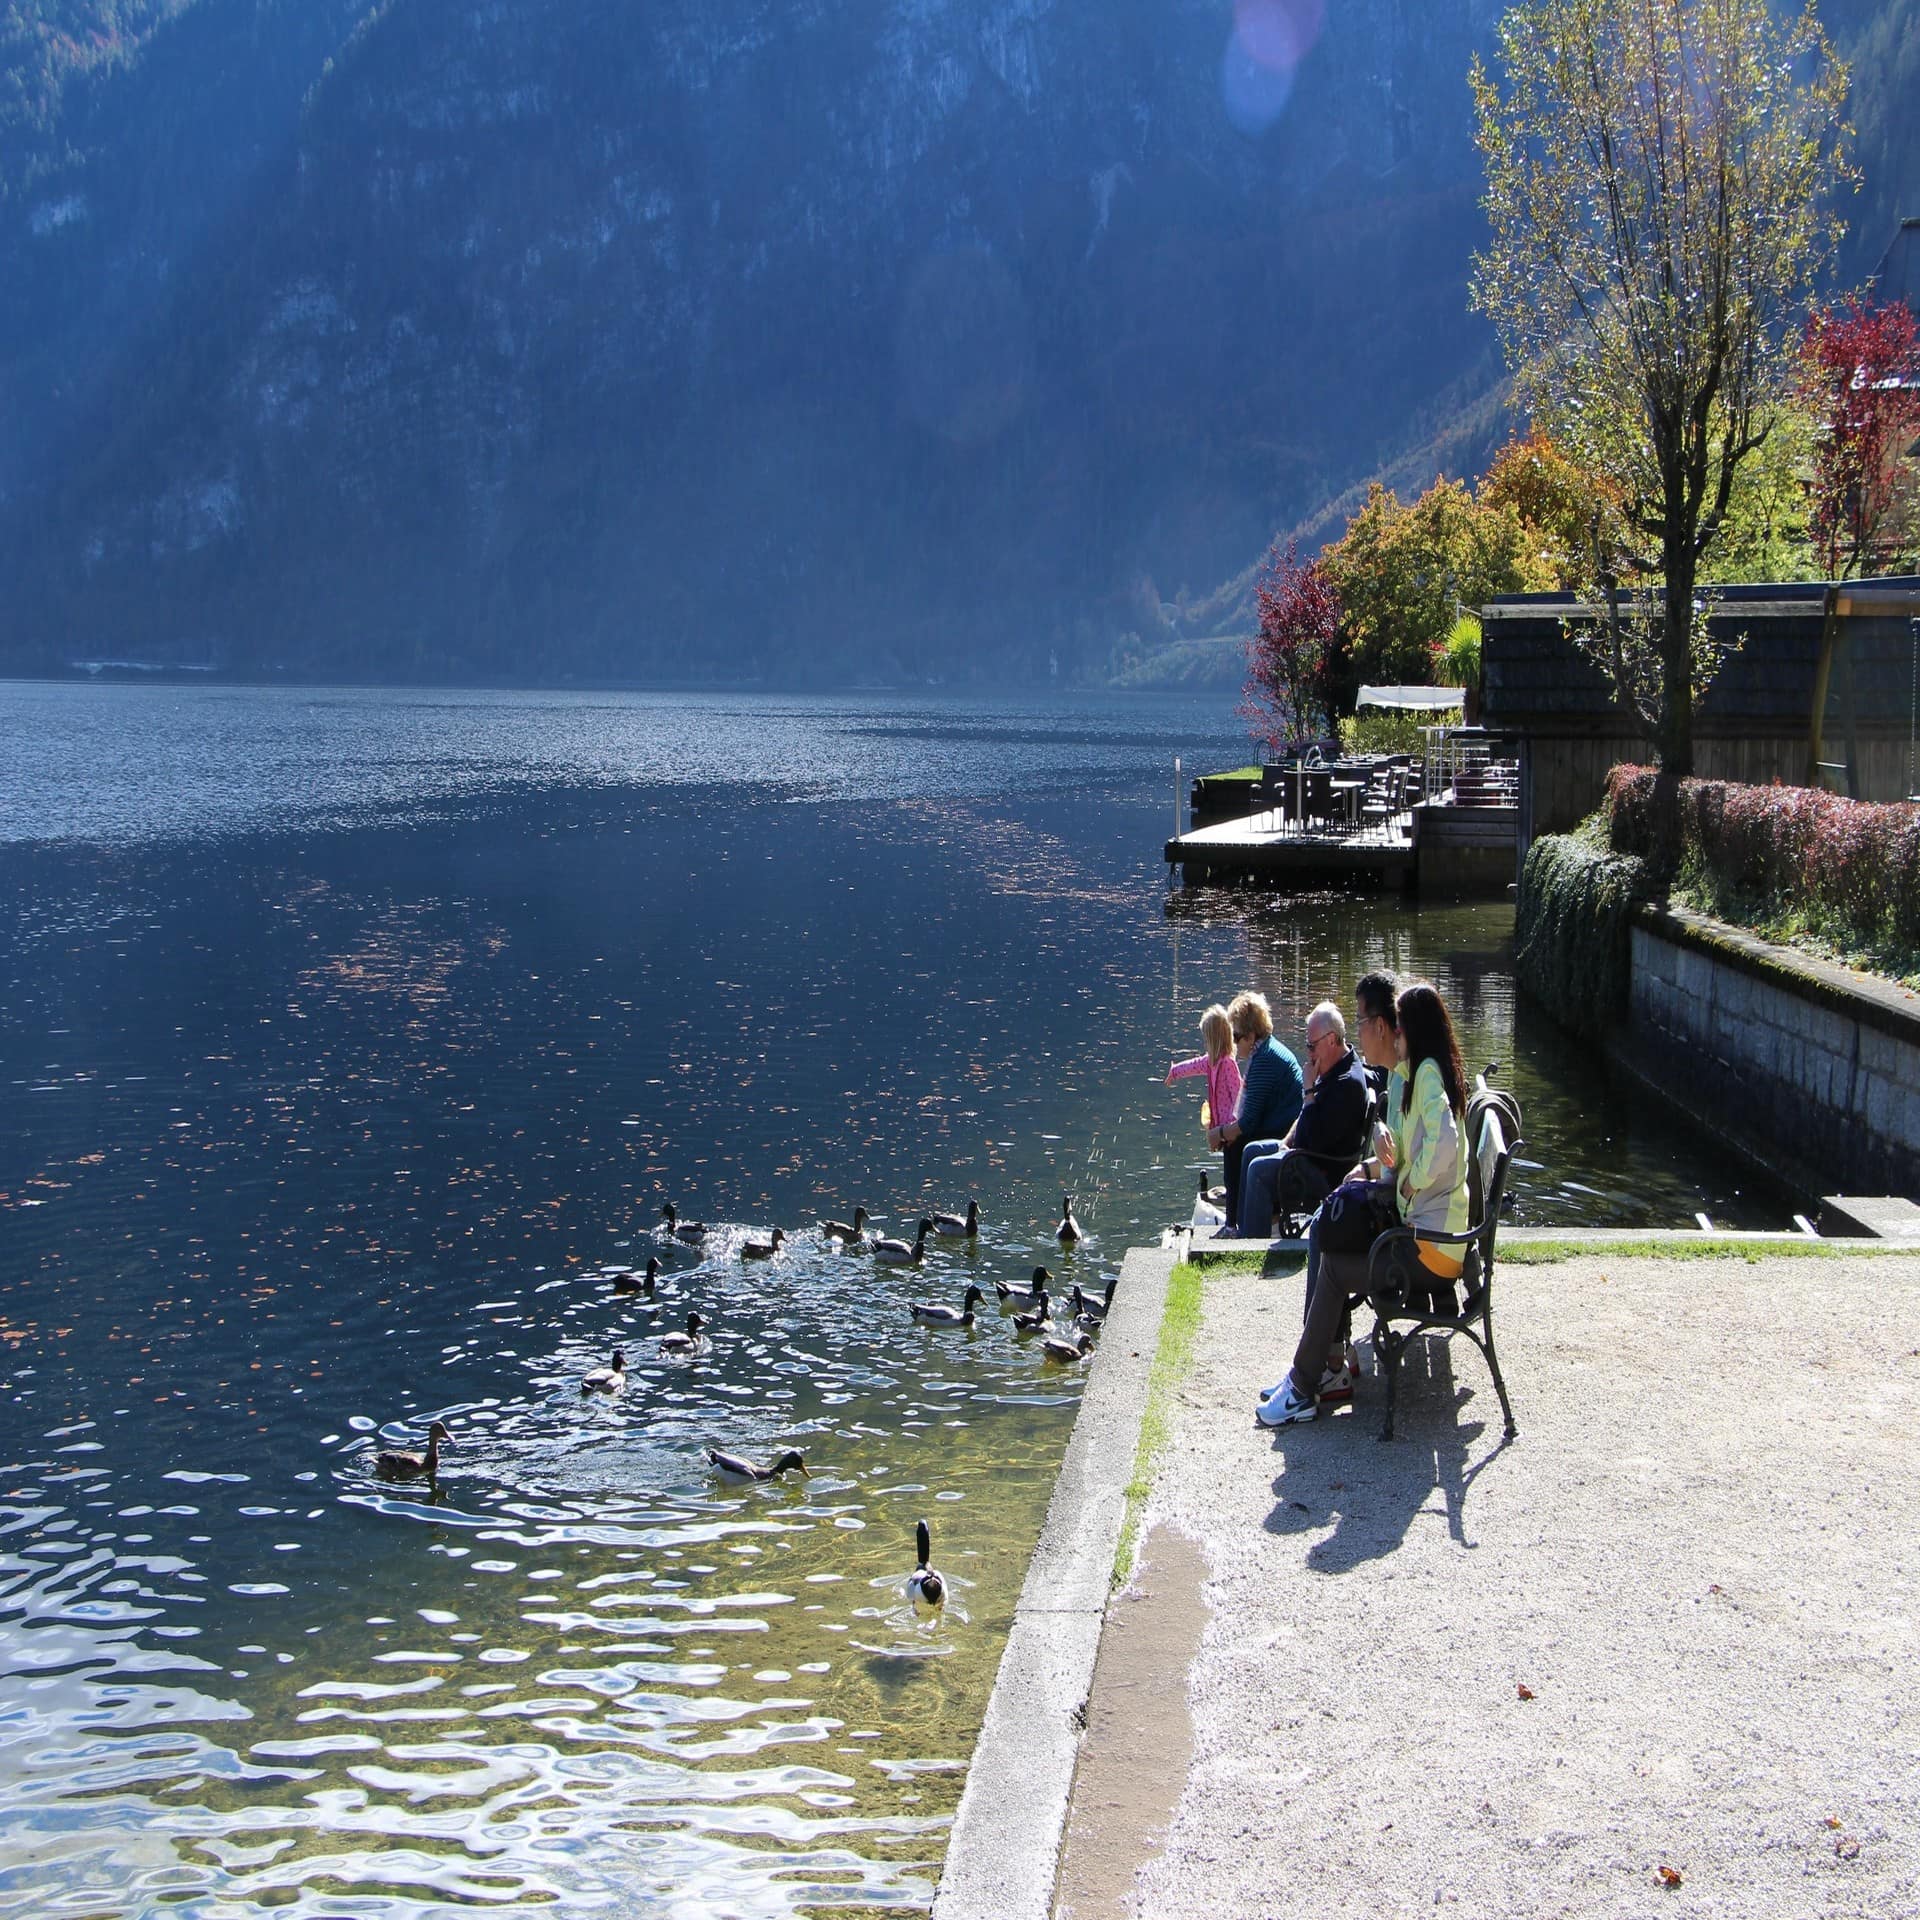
{"left": 932, "top": 1199, "right": 980, "bottom": 1238}
{"left": 1010, "top": 1289, "right": 1052, "bottom": 1335}
{"left": 612, "top": 1256, "right": 660, "bottom": 1296}
{"left": 1041, "top": 1329, "right": 1095, "bottom": 1366}
{"left": 1056, "top": 1195, "right": 1082, "bottom": 1245}
{"left": 660, "top": 1201, "right": 709, "bottom": 1243}
{"left": 906, "top": 1517, "right": 945, "bottom": 1616}
{"left": 910, "top": 1284, "right": 984, "bottom": 1327}
{"left": 659, "top": 1310, "right": 708, "bottom": 1356}
{"left": 706, "top": 1446, "right": 811, "bottom": 1483}
{"left": 740, "top": 1227, "right": 786, "bottom": 1261}
{"left": 582, "top": 1349, "right": 627, "bottom": 1395}
{"left": 375, "top": 1419, "right": 451, "bottom": 1481}
{"left": 820, "top": 1204, "right": 869, "bottom": 1246}
{"left": 1069, "top": 1281, "right": 1112, "bottom": 1329}
{"left": 995, "top": 1264, "right": 1050, "bottom": 1307}
{"left": 872, "top": 1218, "right": 934, "bottom": 1266}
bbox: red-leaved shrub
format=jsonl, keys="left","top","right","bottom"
{"left": 1605, "top": 765, "right": 1920, "bottom": 951}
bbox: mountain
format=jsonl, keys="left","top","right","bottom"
{"left": 0, "top": 0, "right": 1914, "bottom": 687}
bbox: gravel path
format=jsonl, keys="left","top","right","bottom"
{"left": 1120, "top": 1251, "right": 1920, "bottom": 1919}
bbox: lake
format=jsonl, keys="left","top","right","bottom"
{"left": 0, "top": 682, "right": 1791, "bottom": 1918}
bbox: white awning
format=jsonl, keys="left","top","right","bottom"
{"left": 1356, "top": 684, "right": 1465, "bottom": 710}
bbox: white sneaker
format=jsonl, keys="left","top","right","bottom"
{"left": 1257, "top": 1376, "right": 1317, "bottom": 1427}
{"left": 1257, "top": 1375, "right": 1291, "bottom": 1402}
{"left": 1317, "top": 1360, "right": 1357, "bottom": 1404}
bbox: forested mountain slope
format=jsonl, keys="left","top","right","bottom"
{"left": 0, "top": 0, "right": 1913, "bottom": 685}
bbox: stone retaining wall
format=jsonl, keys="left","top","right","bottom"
{"left": 1628, "top": 904, "right": 1920, "bottom": 1198}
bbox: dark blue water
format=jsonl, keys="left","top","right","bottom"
{"left": 0, "top": 683, "right": 1791, "bottom": 1918}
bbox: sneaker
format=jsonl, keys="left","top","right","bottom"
{"left": 1317, "top": 1363, "right": 1355, "bottom": 1404}
{"left": 1256, "top": 1376, "right": 1317, "bottom": 1427}
{"left": 1256, "top": 1375, "right": 1291, "bottom": 1403}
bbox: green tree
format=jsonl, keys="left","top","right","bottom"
{"left": 1319, "top": 476, "right": 1551, "bottom": 697}
{"left": 1470, "top": 0, "right": 1852, "bottom": 773}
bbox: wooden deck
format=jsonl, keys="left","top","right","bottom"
{"left": 1164, "top": 807, "right": 1417, "bottom": 887}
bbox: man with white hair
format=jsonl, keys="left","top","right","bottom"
{"left": 1236, "top": 998, "right": 1374, "bottom": 1241}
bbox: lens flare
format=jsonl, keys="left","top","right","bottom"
{"left": 1221, "top": 0, "right": 1325, "bottom": 137}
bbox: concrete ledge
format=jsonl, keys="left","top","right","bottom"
{"left": 932, "top": 1245, "right": 1176, "bottom": 1920}
{"left": 1634, "top": 900, "right": 1920, "bottom": 1049}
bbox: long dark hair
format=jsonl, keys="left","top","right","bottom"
{"left": 1395, "top": 982, "right": 1466, "bottom": 1117}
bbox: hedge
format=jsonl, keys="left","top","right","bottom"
{"left": 1512, "top": 830, "right": 1651, "bottom": 1041}
{"left": 1605, "top": 765, "right": 1920, "bottom": 952}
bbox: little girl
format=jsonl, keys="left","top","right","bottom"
{"left": 1166, "top": 1004, "right": 1242, "bottom": 1201}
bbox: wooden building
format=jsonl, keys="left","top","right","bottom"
{"left": 1480, "top": 577, "right": 1920, "bottom": 848}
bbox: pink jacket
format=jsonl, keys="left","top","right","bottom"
{"left": 1170, "top": 1050, "right": 1242, "bottom": 1130}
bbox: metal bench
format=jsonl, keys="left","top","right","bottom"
{"left": 1323, "top": 1077, "right": 1523, "bottom": 1441}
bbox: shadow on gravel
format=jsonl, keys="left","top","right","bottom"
{"left": 1261, "top": 1336, "right": 1515, "bottom": 1571}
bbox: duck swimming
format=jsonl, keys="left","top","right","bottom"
{"left": 660, "top": 1202, "right": 709, "bottom": 1243}
{"left": 906, "top": 1517, "right": 945, "bottom": 1616}
{"left": 375, "top": 1420, "right": 451, "bottom": 1481}
{"left": 932, "top": 1199, "right": 980, "bottom": 1238}
{"left": 1041, "top": 1328, "right": 1095, "bottom": 1366}
{"left": 1056, "top": 1196, "right": 1082, "bottom": 1245}
{"left": 995, "top": 1265, "right": 1050, "bottom": 1306}
{"left": 740, "top": 1227, "right": 786, "bottom": 1260}
{"left": 910, "top": 1284, "right": 983, "bottom": 1326}
{"left": 1069, "top": 1280, "right": 1112, "bottom": 1329}
{"left": 706, "top": 1446, "right": 810, "bottom": 1483}
{"left": 660, "top": 1310, "right": 707, "bottom": 1356}
{"left": 820, "top": 1205, "right": 869, "bottom": 1246}
{"left": 582, "top": 1349, "right": 627, "bottom": 1395}
{"left": 1010, "top": 1288, "right": 1052, "bottom": 1334}
{"left": 612, "top": 1257, "right": 660, "bottom": 1296}
{"left": 872, "top": 1218, "right": 934, "bottom": 1266}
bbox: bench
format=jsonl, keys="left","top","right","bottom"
{"left": 1324, "top": 1082, "right": 1523, "bottom": 1442}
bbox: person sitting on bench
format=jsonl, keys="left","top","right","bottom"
{"left": 1257, "top": 977, "right": 1470, "bottom": 1428}
{"left": 1236, "top": 1000, "right": 1374, "bottom": 1240}
{"left": 1217, "top": 991, "right": 1303, "bottom": 1236}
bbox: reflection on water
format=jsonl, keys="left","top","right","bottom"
{"left": 0, "top": 684, "right": 1794, "bottom": 1917}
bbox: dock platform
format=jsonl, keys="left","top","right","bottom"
{"left": 1163, "top": 808, "right": 1415, "bottom": 888}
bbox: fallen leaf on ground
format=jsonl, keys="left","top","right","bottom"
{"left": 1836, "top": 1836, "right": 1860, "bottom": 1859}
{"left": 1824, "top": 1815, "right": 1842, "bottom": 1829}
{"left": 1657, "top": 1865, "right": 1683, "bottom": 1888}
{"left": 1516, "top": 1684, "right": 1535, "bottom": 1700}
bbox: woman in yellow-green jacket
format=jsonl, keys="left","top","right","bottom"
{"left": 1258, "top": 980, "right": 1471, "bottom": 1428}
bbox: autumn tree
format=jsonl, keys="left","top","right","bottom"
{"left": 1799, "top": 296, "right": 1920, "bottom": 578}
{"left": 1241, "top": 539, "right": 1338, "bottom": 752}
{"left": 1471, "top": 0, "right": 1851, "bottom": 773}
{"left": 1318, "top": 476, "right": 1552, "bottom": 697}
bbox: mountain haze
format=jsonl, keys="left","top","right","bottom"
{"left": 2, "top": 0, "right": 1914, "bottom": 685}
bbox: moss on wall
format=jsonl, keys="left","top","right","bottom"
{"left": 1513, "top": 830, "right": 1651, "bottom": 1041}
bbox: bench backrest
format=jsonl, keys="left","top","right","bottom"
{"left": 1462, "top": 1096, "right": 1520, "bottom": 1291}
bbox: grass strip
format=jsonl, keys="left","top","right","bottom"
{"left": 1500, "top": 1236, "right": 1882, "bottom": 1263}
{"left": 1112, "top": 1258, "right": 1207, "bottom": 1591}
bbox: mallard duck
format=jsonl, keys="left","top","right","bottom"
{"left": 1056, "top": 1195, "right": 1082, "bottom": 1245}
{"left": 910, "top": 1284, "right": 983, "bottom": 1326}
{"left": 906, "top": 1517, "right": 945, "bottom": 1616}
{"left": 740, "top": 1227, "right": 786, "bottom": 1260}
{"left": 707, "top": 1446, "right": 810, "bottom": 1483}
{"left": 995, "top": 1264, "right": 1050, "bottom": 1306}
{"left": 1041, "top": 1329, "right": 1095, "bottom": 1365}
{"left": 612, "top": 1256, "right": 660, "bottom": 1296}
{"left": 582, "top": 1349, "right": 627, "bottom": 1395}
{"left": 1069, "top": 1281, "right": 1112, "bottom": 1329}
{"left": 872, "top": 1218, "right": 934, "bottom": 1266}
{"left": 659, "top": 1310, "right": 707, "bottom": 1356}
{"left": 1010, "top": 1289, "right": 1052, "bottom": 1334}
{"left": 820, "top": 1205, "right": 869, "bottom": 1245}
{"left": 932, "top": 1199, "right": 980, "bottom": 1238}
{"left": 375, "top": 1419, "right": 451, "bottom": 1481}
{"left": 660, "top": 1201, "right": 709, "bottom": 1243}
